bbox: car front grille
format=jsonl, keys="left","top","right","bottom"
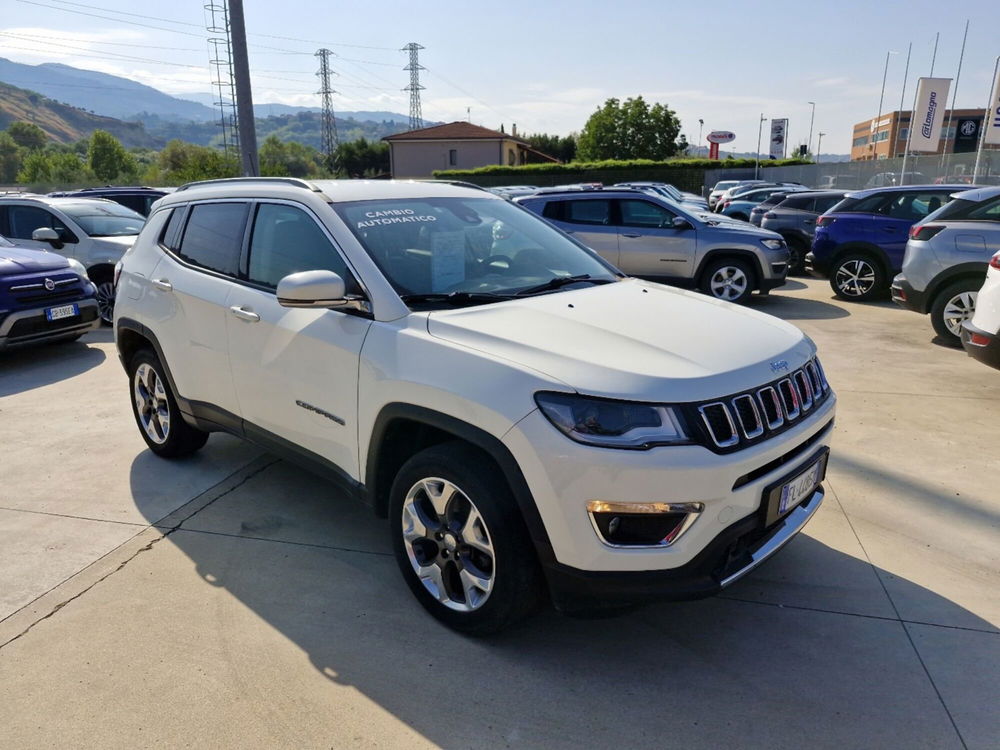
{"left": 6, "top": 274, "right": 86, "bottom": 309}
{"left": 689, "top": 358, "right": 831, "bottom": 453}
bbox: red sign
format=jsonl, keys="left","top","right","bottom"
{"left": 707, "top": 131, "right": 736, "bottom": 144}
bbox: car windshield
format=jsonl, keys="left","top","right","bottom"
{"left": 58, "top": 201, "right": 144, "bottom": 237}
{"left": 333, "top": 197, "right": 619, "bottom": 305}
{"left": 714, "top": 181, "right": 738, "bottom": 191}
{"left": 0, "top": 234, "right": 14, "bottom": 248}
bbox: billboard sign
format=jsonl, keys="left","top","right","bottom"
{"left": 769, "top": 119, "right": 787, "bottom": 159}
{"left": 909, "top": 77, "right": 952, "bottom": 152}
{"left": 954, "top": 118, "right": 981, "bottom": 153}
{"left": 985, "top": 66, "right": 1000, "bottom": 145}
{"left": 706, "top": 130, "right": 735, "bottom": 144}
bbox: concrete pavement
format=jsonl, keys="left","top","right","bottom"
{"left": 0, "top": 279, "right": 997, "bottom": 749}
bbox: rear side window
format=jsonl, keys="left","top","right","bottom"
{"left": 813, "top": 195, "right": 845, "bottom": 213}
{"left": 883, "top": 192, "right": 950, "bottom": 221}
{"left": 831, "top": 193, "right": 890, "bottom": 215}
{"left": 159, "top": 208, "right": 184, "bottom": 250}
{"left": 779, "top": 195, "right": 813, "bottom": 211}
{"left": 923, "top": 194, "right": 1000, "bottom": 222}
{"left": 541, "top": 201, "right": 564, "bottom": 221}
{"left": 176, "top": 202, "right": 248, "bottom": 276}
{"left": 247, "top": 203, "right": 350, "bottom": 289}
{"left": 564, "top": 199, "right": 610, "bottom": 225}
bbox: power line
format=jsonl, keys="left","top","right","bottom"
{"left": 13, "top": 0, "right": 207, "bottom": 38}
{"left": 44, "top": 0, "right": 203, "bottom": 27}
{"left": 0, "top": 30, "right": 199, "bottom": 51}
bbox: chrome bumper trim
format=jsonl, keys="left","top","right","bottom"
{"left": 719, "top": 486, "right": 824, "bottom": 588}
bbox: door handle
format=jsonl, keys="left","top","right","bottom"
{"left": 621, "top": 233, "right": 642, "bottom": 238}
{"left": 229, "top": 305, "right": 260, "bottom": 323}
{"left": 803, "top": 219, "right": 815, "bottom": 225}
{"left": 151, "top": 278, "right": 172, "bottom": 292}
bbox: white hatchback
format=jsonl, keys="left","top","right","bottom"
{"left": 961, "top": 251, "right": 1000, "bottom": 369}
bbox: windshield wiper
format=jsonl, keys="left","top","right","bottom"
{"left": 515, "top": 274, "right": 613, "bottom": 296}
{"left": 399, "top": 291, "right": 515, "bottom": 307}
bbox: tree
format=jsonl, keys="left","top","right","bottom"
{"left": 0, "top": 132, "right": 22, "bottom": 183}
{"left": 259, "top": 135, "right": 322, "bottom": 177}
{"left": 524, "top": 133, "right": 577, "bottom": 163}
{"left": 147, "top": 140, "right": 239, "bottom": 184}
{"left": 7, "top": 121, "right": 48, "bottom": 151}
{"left": 333, "top": 137, "right": 389, "bottom": 177}
{"left": 576, "top": 97, "right": 684, "bottom": 161}
{"left": 88, "top": 130, "right": 137, "bottom": 182}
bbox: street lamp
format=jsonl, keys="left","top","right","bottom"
{"left": 698, "top": 118, "right": 704, "bottom": 156}
{"left": 817, "top": 132, "right": 826, "bottom": 164}
{"left": 755, "top": 113, "right": 766, "bottom": 179}
{"left": 807, "top": 101, "right": 815, "bottom": 160}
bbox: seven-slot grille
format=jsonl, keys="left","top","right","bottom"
{"left": 692, "top": 358, "right": 830, "bottom": 452}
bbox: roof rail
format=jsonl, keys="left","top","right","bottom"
{"left": 175, "top": 177, "right": 322, "bottom": 192}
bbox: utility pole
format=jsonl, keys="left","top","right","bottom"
{"left": 807, "top": 101, "right": 815, "bottom": 159}
{"left": 755, "top": 113, "right": 766, "bottom": 179}
{"left": 697, "top": 118, "right": 704, "bottom": 155}
{"left": 315, "top": 48, "right": 339, "bottom": 173}
{"left": 817, "top": 132, "right": 826, "bottom": 163}
{"left": 227, "top": 0, "right": 258, "bottom": 176}
{"left": 402, "top": 42, "right": 425, "bottom": 131}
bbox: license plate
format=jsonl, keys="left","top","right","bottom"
{"left": 46, "top": 303, "right": 79, "bottom": 321}
{"left": 762, "top": 449, "right": 828, "bottom": 527}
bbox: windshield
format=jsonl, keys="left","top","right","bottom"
{"left": 333, "top": 197, "right": 619, "bottom": 304}
{"left": 713, "top": 181, "right": 738, "bottom": 191}
{"left": 59, "top": 201, "right": 144, "bottom": 237}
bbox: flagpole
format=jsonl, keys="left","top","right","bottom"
{"left": 973, "top": 56, "right": 1000, "bottom": 182}
{"left": 900, "top": 81, "right": 922, "bottom": 186}
{"left": 941, "top": 20, "right": 969, "bottom": 175}
{"left": 897, "top": 43, "right": 912, "bottom": 157}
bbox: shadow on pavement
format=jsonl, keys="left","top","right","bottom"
{"left": 130, "top": 450, "right": 996, "bottom": 748}
{"left": 0, "top": 339, "right": 106, "bottom": 397}
{"left": 748, "top": 293, "right": 850, "bottom": 320}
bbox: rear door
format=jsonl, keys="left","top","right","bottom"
{"left": 225, "top": 201, "right": 372, "bottom": 479}
{"left": 542, "top": 198, "right": 619, "bottom": 264}
{"left": 615, "top": 198, "right": 695, "bottom": 278}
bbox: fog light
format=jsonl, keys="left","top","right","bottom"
{"left": 587, "top": 501, "right": 704, "bottom": 548}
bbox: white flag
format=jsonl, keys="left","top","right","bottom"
{"left": 909, "top": 77, "right": 952, "bottom": 152}
{"left": 985, "top": 67, "right": 1000, "bottom": 146}
{"left": 769, "top": 119, "right": 787, "bottom": 159}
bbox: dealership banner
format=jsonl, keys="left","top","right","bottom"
{"left": 769, "top": 118, "right": 787, "bottom": 159}
{"left": 986, "top": 66, "right": 1000, "bottom": 145}
{"left": 909, "top": 77, "right": 952, "bottom": 152}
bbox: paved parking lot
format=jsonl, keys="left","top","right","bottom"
{"left": 1, "top": 277, "right": 997, "bottom": 749}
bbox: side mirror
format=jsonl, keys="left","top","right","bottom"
{"left": 672, "top": 217, "right": 692, "bottom": 230}
{"left": 276, "top": 270, "right": 368, "bottom": 312}
{"left": 32, "top": 227, "right": 63, "bottom": 249}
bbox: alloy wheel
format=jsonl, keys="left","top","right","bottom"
{"left": 400, "top": 477, "right": 495, "bottom": 612}
{"left": 834, "top": 259, "right": 876, "bottom": 297}
{"left": 942, "top": 291, "right": 976, "bottom": 337}
{"left": 709, "top": 266, "right": 749, "bottom": 301}
{"left": 133, "top": 363, "right": 170, "bottom": 444}
{"left": 95, "top": 281, "right": 115, "bottom": 324}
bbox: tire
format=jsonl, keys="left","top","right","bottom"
{"left": 785, "top": 237, "right": 808, "bottom": 275}
{"left": 829, "top": 254, "right": 886, "bottom": 301}
{"left": 700, "top": 257, "right": 755, "bottom": 304}
{"left": 389, "top": 441, "right": 543, "bottom": 635}
{"left": 930, "top": 279, "right": 980, "bottom": 345}
{"left": 89, "top": 268, "right": 115, "bottom": 326}
{"left": 128, "top": 348, "right": 208, "bottom": 457}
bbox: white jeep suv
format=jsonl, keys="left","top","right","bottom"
{"left": 114, "top": 178, "right": 836, "bottom": 634}
{"left": 0, "top": 195, "right": 145, "bottom": 323}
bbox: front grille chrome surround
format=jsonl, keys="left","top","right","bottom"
{"left": 689, "top": 357, "right": 832, "bottom": 453}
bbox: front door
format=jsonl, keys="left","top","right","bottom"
{"left": 225, "top": 201, "right": 372, "bottom": 480}
{"left": 0, "top": 205, "right": 80, "bottom": 258}
{"left": 615, "top": 198, "right": 696, "bottom": 278}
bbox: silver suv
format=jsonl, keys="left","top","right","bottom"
{"left": 517, "top": 189, "right": 789, "bottom": 304}
{"left": 892, "top": 186, "right": 1000, "bottom": 343}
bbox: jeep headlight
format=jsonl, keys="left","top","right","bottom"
{"left": 760, "top": 238, "right": 785, "bottom": 250}
{"left": 534, "top": 392, "right": 690, "bottom": 449}
{"left": 67, "top": 258, "right": 88, "bottom": 279}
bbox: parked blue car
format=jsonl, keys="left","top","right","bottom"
{"left": 807, "top": 185, "right": 973, "bottom": 301}
{"left": 0, "top": 234, "right": 100, "bottom": 350}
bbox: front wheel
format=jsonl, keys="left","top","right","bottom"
{"left": 389, "top": 442, "right": 542, "bottom": 635}
{"left": 930, "top": 280, "right": 980, "bottom": 345}
{"left": 830, "top": 254, "right": 885, "bottom": 301}
{"left": 701, "top": 258, "right": 755, "bottom": 304}
{"left": 785, "top": 237, "right": 808, "bottom": 275}
{"left": 128, "top": 349, "right": 208, "bottom": 457}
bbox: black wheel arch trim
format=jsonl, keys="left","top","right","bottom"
{"left": 829, "top": 243, "right": 890, "bottom": 274}
{"left": 116, "top": 317, "right": 192, "bottom": 416}
{"left": 365, "top": 402, "right": 556, "bottom": 567}
{"left": 695, "top": 249, "right": 765, "bottom": 287}
{"left": 925, "top": 263, "right": 988, "bottom": 307}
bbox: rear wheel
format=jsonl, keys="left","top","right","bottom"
{"left": 389, "top": 442, "right": 543, "bottom": 635}
{"left": 701, "top": 257, "right": 755, "bottom": 304}
{"left": 930, "top": 279, "right": 980, "bottom": 345}
{"left": 830, "top": 254, "right": 885, "bottom": 301}
{"left": 89, "top": 267, "right": 115, "bottom": 325}
{"left": 785, "top": 237, "right": 808, "bottom": 275}
{"left": 128, "top": 349, "right": 208, "bottom": 457}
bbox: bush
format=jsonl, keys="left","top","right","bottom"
{"left": 434, "top": 157, "right": 811, "bottom": 178}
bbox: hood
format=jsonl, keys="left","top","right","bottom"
{"left": 0, "top": 245, "right": 69, "bottom": 275}
{"left": 426, "top": 279, "right": 812, "bottom": 403}
{"left": 703, "top": 219, "right": 783, "bottom": 240}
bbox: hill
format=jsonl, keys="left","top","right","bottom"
{"left": 0, "top": 81, "right": 156, "bottom": 148}
{"left": 0, "top": 57, "right": 216, "bottom": 122}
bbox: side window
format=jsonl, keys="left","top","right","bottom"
{"left": 541, "top": 201, "right": 564, "bottom": 221}
{"left": 884, "top": 192, "right": 949, "bottom": 220}
{"left": 619, "top": 199, "right": 675, "bottom": 228}
{"left": 159, "top": 208, "right": 184, "bottom": 250}
{"left": 814, "top": 195, "right": 843, "bottom": 214}
{"left": 448, "top": 149, "right": 457, "bottom": 167}
{"left": 176, "top": 202, "right": 248, "bottom": 276}
{"left": 564, "top": 199, "right": 611, "bottom": 226}
{"left": 247, "top": 203, "right": 349, "bottom": 289}
{"left": 6, "top": 205, "right": 74, "bottom": 242}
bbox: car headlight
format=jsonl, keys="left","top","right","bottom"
{"left": 534, "top": 392, "right": 690, "bottom": 449}
{"left": 760, "top": 238, "right": 785, "bottom": 250}
{"left": 67, "top": 258, "right": 89, "bottom": 279}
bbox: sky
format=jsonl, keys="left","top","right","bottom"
{"left": 2, "top": 0, "right": 1000, "bottom": 155}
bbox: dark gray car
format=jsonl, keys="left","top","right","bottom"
{"left": 760, "top": 191, "right": 846, "bottom": 274}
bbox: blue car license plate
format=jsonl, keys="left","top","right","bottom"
{"left": 46, "top": 303, "right": 79, "bottom": 321}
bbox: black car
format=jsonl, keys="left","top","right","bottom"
{"left": 47, "top": 186, "right": 169, "bottom": 216}
{"left": 760, "top": 191, "right": 847, "bottom": 274}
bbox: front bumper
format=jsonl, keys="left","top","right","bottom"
{"left": 804, "top": 251, "right": 831, "bottom": 277}
{"left": 890, "top": 274, "right": 929, "bottom": 313}
{"left": 961, "top": 320, "right": 1000, "bottom": 370}
{"left": 0, "top": 299, "right": 101, "bottom": 350}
